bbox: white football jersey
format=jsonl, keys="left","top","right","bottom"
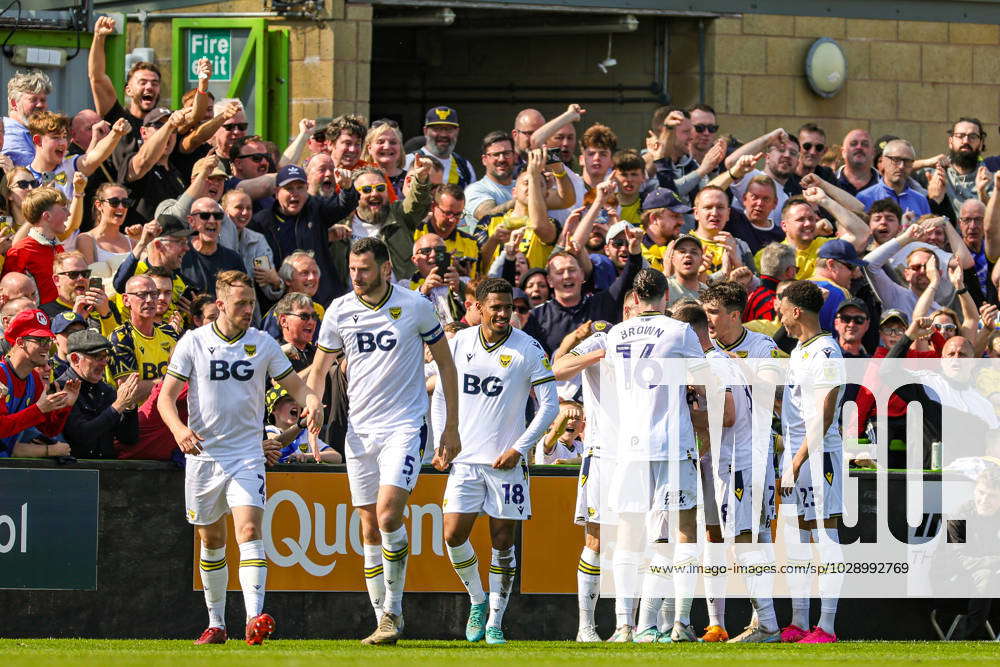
{"left": 782, "top": 332, "right": 845, "bottom": 454}
{"left": 433, "top": 325, "right": 555, "bottom": 465}
{"left": 318, "top": 285, "right": 443, "bottom": 431}
{"left": 569, "top": 330, "right": 609, "bottom": 457}
{"left": 705, "top": 349, "right": 754, "bottom": 471}
{"left": 712, "top": 327, "right": 781, "bottom": 370}
{"left": 167, "top": 323, "right": 293, "bottom": 469}
{"left": 607, "top": 312, "right": 706, "bottom": 461}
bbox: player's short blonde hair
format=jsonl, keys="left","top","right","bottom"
{"left": 216, "top": 270, "right": 253, "bottom": 299}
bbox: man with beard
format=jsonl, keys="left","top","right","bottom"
{"left": 181, "top": 198, "right": 246, "bottom": 296}
{"left": 251, "top": 164, "right": 358, "bottom": 304}
{"left": 4, "top": 69, "right": 52, "bottom": 167}
{"left": 307, "top": 153, "right": 338, "bottom": 198}
{"left": 331, "top": 157, "right": 433, "bottom": 285}
{"left": 89, "top": 17, "right": 162, "bottom": 174}
{"left": 405, "top": 107, "right": 477, "bottom": 189}
{"left": 935, "top": 118, "right": 992, "bottom": 219}
{"left": 117, "top": 107, "right": 189, "bottom": 227}
{"left": 465, "top": 132, "right": 516, "bottom": 222}
{"left": 42, "top": 251, "right": 118, "bottom": 337}
{"left": 835, "top": 129, "right": 878, "bottom": 196}
{"left": 727, "top": 133, "right": 804, "bottom": 227}
{"left": 638, "top": 187, "right": 689, "bottom": 271}
{"left": 857, "top": 139, "right": 931, "bottom": 217}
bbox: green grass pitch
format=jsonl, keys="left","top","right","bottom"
{"left": 1, "top": 639, "right": 997, "bottom": 666}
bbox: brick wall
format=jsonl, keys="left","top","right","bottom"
{"left": 705, "top": 14, "right": 1000, "bottom": 155}
{"left": 135, "top": 0, "right": 371, "bottom": 136}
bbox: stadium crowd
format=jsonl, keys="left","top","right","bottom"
{"left": 4, "top": 13, "right": 1000, "bottom": 647}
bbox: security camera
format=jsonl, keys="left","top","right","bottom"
{"left": 597, "top": 57, "right": 617, "bottom": 74}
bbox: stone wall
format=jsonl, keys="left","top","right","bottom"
{"left": 706, "top": 14, "right": 1000, "bottom": 155}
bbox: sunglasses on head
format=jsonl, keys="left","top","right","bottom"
{"left": 693, "top": 124, "right": 719, "bottom": 134}
{"left": 58, "top": 269, "right": 92, "bottom": 280}
{"left": 371, "top": 118, "right": 399, "bottom": 129}
{"left": 194, "top": 211, "right": 224, "bottom": 220}
{"left": 802, "top": 142, "right": 826, "bottom": 153}
{"left": 238, "top": 152, "right": 269, "bottom": 163}
{"left": 100, "top": 197, "right": 132, "bottom": 208}
{"left": 359, "top": 183, "right": 386, "bottom": 194}
{"left": 222, "top": 122, "right": 249, "bottom": 132}
{"left": 13, "top": 179, "right": 40, "bottom": 190}
{"left": 837, "top": 313, "right": 867, "bottom": 325}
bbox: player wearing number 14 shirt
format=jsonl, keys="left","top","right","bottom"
{"left": 432, "top": 278, "right": 559, "bottom": 646}
{"left": 306, "top": 238, "right": 461, "bottom": 647}
{"left": 160, "top": 271, "right": 324, "bottom": 647}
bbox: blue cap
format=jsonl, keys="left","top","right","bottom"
{"left": 641, "top": 187, "right": 692, "bottom": 213}
{"left": 51, "top": 311, "right": 89, "bottom": 335}
{"left": 276, "top": 164, "right": 307, "bottom": 187}
{"left": 424, "top": 106, "right": 459, "bottom": 127}
{"left": 818, "top": 239, "right": 868, "bottom": 267}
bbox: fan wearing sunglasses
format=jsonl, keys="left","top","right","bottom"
{"left": 795, "top": 123, "right": 838, "bottom": 185}
{"left": 208, "top": 97, "right": 248, "bottom": 171}
{"left": 181, "top": 198, "right": 246, "bottom": 296}
{"left": 230, "top": 135, "right": 271, "bottom": 179}
{"left": 686, "top": 103, "right": 720, "bottom": 167}
{"left": 77, "top": 182, "right": 135, "bottom": 265}
{"left": 832, "top": 298, "right": 870, "bottom": 358}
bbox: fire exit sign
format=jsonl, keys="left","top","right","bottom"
{"left": 187, "top": 29, "right": 231, "bottom": 81}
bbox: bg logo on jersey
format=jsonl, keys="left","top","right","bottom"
{"left": 209, "top": 359, "right": 254, "bottom": 381}
{"left": 357, "top": 331, "right": 397, "bottom": 352}
{"left": 463, "top": 374, "right": 503, "bottom": 396}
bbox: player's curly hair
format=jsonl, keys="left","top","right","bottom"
{"left": 700, "top": 282, "right": 748, "bottom": 314}
{"left": 780, "top": 280, "right": 823, "bottom": 314}
{"left": 632, "top": 268, "right": 668, "bottom": 304}
{"left": 475, "top": 277, "right": 513, "bottom": 304}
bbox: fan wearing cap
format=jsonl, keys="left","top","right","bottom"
{"left": 115, "top": 106, "right": 188, "bottom": 228}
{"left": 404, "top": 107, "right": 477, "bottom": 190}
{"left": 50, "top": 311, "right": 89, "bottom": 379}
{"left": 112, "top": 213, "right": 195, "bottom": 315}
{"left": 0, "top": 309, "right": 79, "bottom": 459}
{"left": 833, "top": 298, "right": 870, "bottom": 358}
{"left": 2, "top": 186, "right": 69, "bottom": 305}
{"left": 666, "top": 234, "right": 708, "bottom": 305}
{"left": 57, "top": 329, "right": 140, "bottom": 459}
{"left": 807, "top": 239, "right": 867, "bottom": 332}
{"left": 250, "top": 163, "right": 358, "bottom": 305}
{"left": 638, "top": 187, "right": 690, "bottom": 271}
{"left": 264, "top": 387, "right": 341, "bottom": 464}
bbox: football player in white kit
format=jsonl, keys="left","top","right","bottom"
{"left": 777, "top": 280, "right": 846, "bottom": 644}
{"left": 700, "top": 283, "right": 783, "bottom": 643}
{"left": 552, "top": 320, "right": 614, "bottom": 642}
{"left": 434, "top": 278, "right": 558, "bottom": 645}
{"left": 676, "top": 297, "right": 781, "bottom": 644}
{"left": 159, "top": 271, "right": 324, "bottom": 646}
{"left": 306, "top": 237, "right": 461, "bottom": 646}
{"left": 604, "top": 269, "right": 709, "bottom": 643}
